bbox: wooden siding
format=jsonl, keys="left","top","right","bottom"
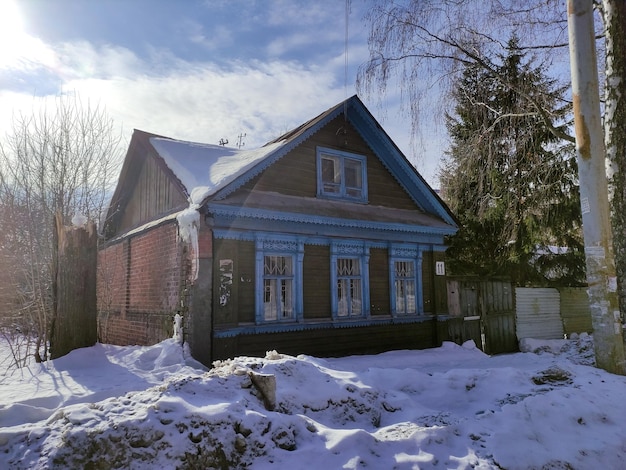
{"left": 213, "top": 320, "right": 439, "bottom": 360}
{"left": 119, "top": 154, "right": 187, "bottom": 232}
{"left": 239, "top": 116, "right": 420, "bottom": 211}
{"left": 213, "top": 239, "right": 255, "bottom": 326}
{"left": 422, "top": 251, "right": 433, "bottom": 313}
{"left": 432, "top": 251, "right": 448, "bottom": 314}
{"left": 369, "top": 248, "right": 390, "bottom": 316}
{"left": 303, "top": 244, "right": 331, "bottom": 319}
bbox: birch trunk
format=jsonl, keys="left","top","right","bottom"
{"left": 603, "top": 0, "right": 626, "bottom": 355}
{"left": 567, "top": 0, "right": 625, "bottom": 374}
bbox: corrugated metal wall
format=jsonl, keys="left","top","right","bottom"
{"left": 515, "top": 287, "right": 564, "bottom": 340}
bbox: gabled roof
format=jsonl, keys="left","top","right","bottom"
{"left": 149, "top": 136, "right": 286, "bottom": 205}
{"left": 106, "top": 95, "right": 457, "bottom": 230}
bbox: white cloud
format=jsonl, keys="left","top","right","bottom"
{"left": 51, "top": 48, "right": 346, "bottom": 148}
{"left": 264, "top": 0, "right": 341, "bottom": 28}
{"left": 0, "top": 29, "right": 442, "bottom": 186}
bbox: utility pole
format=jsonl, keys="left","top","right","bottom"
{"left": 567, "top": 0, "right": 626, "bottom": 374}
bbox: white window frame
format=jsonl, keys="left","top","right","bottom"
{"left": 393, "top": 259, "right": 417, "bottom": 315}
{"left": 255, "top": 237, "right": 304, "bottom": 324}
{"left": 336, "top": 257, "right": 363, "bottom": 317}
{"left": 389, "top": 245, "right": 424, "bottom": 317}
{"left": 316, "top": 147, "right": 368, "bottom": 202}
{"left": 330, "top": 241, "right": 370, "bottom": 320}
{"left": 262, "top": 255, "right": 295, "bottom": 321}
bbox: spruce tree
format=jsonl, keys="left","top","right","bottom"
{"left": 440, "top": 36, "right": 585, "bottom": 286}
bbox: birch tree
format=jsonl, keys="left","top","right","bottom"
{"left": 602, "top": 0, "right": 626, "bottom": 316}
{"left": 0, "top": 94, "right": 122, "bottom": 363}
{"left": 358, "top": 0, "right": 626, "bottom": 372}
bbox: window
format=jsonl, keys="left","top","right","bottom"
{"left": 317, "top": 147, "right": 367, "bottom": 201}
{"left": 389, "top": 245, "right": 423, "bottom": 316}
{"left": 336, "top": 258, "right": 362, "bottom": 316}
{"left": 394, "top": 260, "right": 416, "bottom": 314}
{"left": 263, "top": 255, "right": 294, "bottom": 321}
{"left": 254, "top": 237, "right": 304, "bottom": 325}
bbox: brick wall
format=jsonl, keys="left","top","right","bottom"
{"left": 97, "top": 221, "right": 187, "bottom": 346}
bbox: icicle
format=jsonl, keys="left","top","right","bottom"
{"left": 176, "top": 204, "right": 200, "bottom": 282}
{"left": 173, "top": 313, "right": 183, "bottom": 344}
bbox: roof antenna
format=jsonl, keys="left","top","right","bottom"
{"left": 236, "top": 133, "right": 246, "bottom": 149}
{"left": 219, "top": 138, "right": 229, "bottom": 146}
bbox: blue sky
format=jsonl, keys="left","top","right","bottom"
{"left": 0, "top": 0, "right": 443, "bottom": 185}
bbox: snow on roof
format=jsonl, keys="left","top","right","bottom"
{"left": 149, "top": 136, "right": 286, "bottom": 204}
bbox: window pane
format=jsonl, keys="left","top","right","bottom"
{"left": 337, "top": 258, "right": 359, "bottom": 276}
{"left": 321, "top": 156, "right": 340, "bottom": 183}
{"left": 263, "top": 256, "right": 294, "bottom": 321}
{"left": 395, "top": 279, "right": 404, "bottom": 312}
{"left": 395, "top": 261, "right": 414, "bottom": 277}
{"left": 281, "top": 279, "right": 293, "bottom": 318}
{"left": 337, "top": 279, "right": 349, "bottom": 316}
{"left": 406, "top": 280, "right": 416, "bottom": 313}
{"left": 337, "top": 258, "right": 362, "bottom": 316}
{"left": 264, "top": 279, "right": 277, "bottom": 320}
{"left": 350, "top": 279, "right": 362, "bottom": 314}
{"left": 344, "top": 158, "right": 362, "bottom": 189}
{"left": 394, "top": 261, "right": 417, "bottom": 314}
{"left": 265, "top": 255, "right": 292, "bottom": 275}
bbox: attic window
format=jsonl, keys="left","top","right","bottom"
{"left": 316, "top": 147, "right": 367, "bottom": 202}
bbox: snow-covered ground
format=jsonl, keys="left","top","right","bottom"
{"left": 1, "top": 333, "right": 625, "bottom": 469}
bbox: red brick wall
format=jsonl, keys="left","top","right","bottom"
{"left": 97, "top": 221, "right": 187, "bottom": 346}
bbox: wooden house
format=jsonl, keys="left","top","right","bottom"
{"left": 98, "top": 95, "right": 458, "bottom": 366}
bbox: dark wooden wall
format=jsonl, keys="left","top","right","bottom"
{"left": 369, "top": 248, "right": 390, "bottom": 316}
{"left": 213, "top": 320, "right": 439, "bottom": 361}
{"left": 213, "top": 238, "right": 255, "bottom": 326}
{"left": 241, "top": 116, "right": 420, "bottom": 211}
{"left": 303, "top": 244, "right": 331, "bottom": 319}
{"left": 422, "top": 251, "right": 433, "bottom": 313}
{"left": 119, "top": 153, "right": 187, "bottom": 233}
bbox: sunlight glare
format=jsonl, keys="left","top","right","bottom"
{"left": 0, "top": 0, "right": 25, "bottom": 41}
{"left": 0, "top": 0, "right": 52, "bottom": 68}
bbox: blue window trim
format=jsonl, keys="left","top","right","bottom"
{"left": 316, "top": 146, "right": 368, "bottom": 202}
{"left": 254, "top": 236, "right": 304, "bottom": 325}
{"left": 330, "top": 241, "right": 370, "bottom": 320}
{"left": 217, "top": 229, "right": 437, "bottom": 329}
{"left": 389, "top": 244, "right": 424, "bottom": 317}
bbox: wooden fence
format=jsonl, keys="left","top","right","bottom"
{"left": 50, "top": 214, "right": 98, "bottom": 359}
{"left": 446, "top": 277, "right": 518, "bottom": 354}
{"left": 444, "top": 279, "right": 592, "bottom": 355}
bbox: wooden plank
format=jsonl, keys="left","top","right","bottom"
{"left": 484, "top": 313, "right": 518, "bottom": 354}
{"left": 369, "top": 248, "right": 390, "bottom": 315}
{"left": 51, "top": 215, "right": 98, "bottom": 359}
{"left": 303, "top": 245, "right": 331, "bottom": 319}
{"left": 213, "top": 320, "right": 439, "bottom": 360}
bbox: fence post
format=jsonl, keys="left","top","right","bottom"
{"left": 50, "top": 213, "right": 98, "bottom": 359}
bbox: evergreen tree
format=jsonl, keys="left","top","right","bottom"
{"left": 440, "top": 37, "right": 585, "bottom": 286}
